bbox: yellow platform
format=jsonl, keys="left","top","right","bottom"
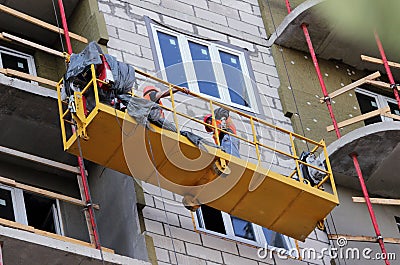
{"left": 57, "top": 65, "right": 339, "bottom": 241}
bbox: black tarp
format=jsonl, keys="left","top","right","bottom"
{"left": 65, "top": 41, "right": 135, "bottom": 96}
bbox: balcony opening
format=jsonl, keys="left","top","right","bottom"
{"left": 23, "top": 192, "right": 60, "bottom": 234}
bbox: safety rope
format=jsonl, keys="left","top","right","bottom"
{"left": 51, "top": 1, "right": 105, "bottom": 263}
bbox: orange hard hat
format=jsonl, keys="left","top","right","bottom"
{"left": 143, "top": 86, "right": 160, "bottom": 96}
{"left": 204, "top": 114, "right": 213, "bottom": 132}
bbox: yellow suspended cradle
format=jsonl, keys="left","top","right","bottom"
{"left": 56, "top": 64, "right": 339, "bottom": 241}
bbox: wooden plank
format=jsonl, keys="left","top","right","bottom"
{"left": 0, "top": 217, "right": 35, "bottom": 232}
{"left": 0, "top": 175, "right": 99, "bottom": 209}
{"left": 0, "top": 218, "right": 114, "bottom": 253}
{"left": 0, "top": 176, "right": 16, "bottom": 187}
{"left": 353, "top": 197, "right": 400, "bottom": 206}
{"left": 326, "top": 107, "right": 390, "bottom": 132}
{"left": 328, "top": 234, "right": 400, "bottom": 244}
{"left": 77, "top": 175, "right": 96, "bottom": 244}
{"left": 361, "top": 55, "right": 400, "bottom": 69}
{"left": 382, "top": 112, "right": 400, "bottom": 121}
{"left": 2, "top": 32, "right": 64, "bottom": 58}
{"left": 16, "top": 183, "right": 100, "bottom": 210}
{"left": 365, "top": 79, "right": 393, "bottom": 91}
{"left": 0, "top": 4, "right": 88, "bottom": 44}
{"left": 33, "top": 229, "right": 114, "bottom": 253}
{"left": 0, "top": 33, "right": 11, "bottom": 42}
{"left": 0, "top": 68, "right": 58, "bottom": 87}
{"left": 320, "top": 71, "right": 381, "bottom": 103}
{"left": 0, "top": 145, "right": 79, "bottom": 174}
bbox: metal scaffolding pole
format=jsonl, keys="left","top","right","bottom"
{"left": 57, "top": 0, "right": 102, "bottom": 250}
{"left": 283, "top": 2, "right": 390, "bottom": 264}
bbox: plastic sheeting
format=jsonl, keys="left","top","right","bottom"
{"left": 65, "top": 41, "right": 135, "bottom": 96}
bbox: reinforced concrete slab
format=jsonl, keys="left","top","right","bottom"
{"left": 0, "top": 225, "right": 150, "bottom": 265}
{"left": 0, "top": 74, "right": 77, "bottom": 172}
{"left": 267, "top": 0, "right": 400, "bottom": 79}
{"left": 326, "top": 121, "right": 400, "bottom": 198}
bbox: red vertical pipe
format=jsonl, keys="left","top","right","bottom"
{"left": 301, "top": 24, "right": 341, "bottom": 139}
{"left": 284, "top": 0, "right": 292, "bottom": 14}
{"left": 57, "top": 0, "right": 72, "bottom": 54}
{"left": 351, "top": 154, "right": 389, "bottom": 264}
{"left": 374, "top": 31, "right": 400, "bottom": 109}
{"left": 283, "top": 1, "right": 390, "bottom": 264}
{"left": 57, "top": 0, "right": 101, "bottom": 250}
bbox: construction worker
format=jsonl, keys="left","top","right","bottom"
{"left": 143, "top": 85, "right": 189, "bottom": 131}
{"left": 204, "top": 108, "right": 240, "bottom": 158}
{"left": 143, "top": 85, "right": 189, "bottom": 116}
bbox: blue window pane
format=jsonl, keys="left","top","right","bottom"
{"left": 231, "top": 216, "right": 255, "bottom": 240}
{"left": 157, "top": 31, "right": 188, "bottom": 88}
{"left": 188, "top": 41, "right": 220, "bottom": 98}
{"left": 262, "top": 227, "right": 288, "bottom": 249}
{"left": 219, "top": 51, "right": 250, "bottom": 107}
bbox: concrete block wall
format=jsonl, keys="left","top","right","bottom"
{"left": 96, "top": 0, "right": 331, "bottom": 264}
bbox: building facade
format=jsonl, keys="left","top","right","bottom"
{"left": 0, "top": 0, "right": 398, "bottom": 265}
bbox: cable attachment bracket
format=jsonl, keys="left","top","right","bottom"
{"left": 323, "top": 96, "right": 331, "bottom": 103}
{"left": 69, "top": 92, "right": 89, "bottom": 140}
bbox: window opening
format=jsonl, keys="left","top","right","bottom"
{"left": 0, "top": 187, "right": 15, "bottom": 221}
{"left": 198, "top": 205, "right": 226, "bottom": 235}
{"left": 151, "top": 25, "right": 258, "bottom": 112}
{"left": 355, "top": 91, "right": 382, "bottom": 125}
{"left": 23, "top": 192, "right": 59, "bottom": 234}
{"left": 231, "top": 216, "right": 255, "bottom": 240}
{"left": 219, "top": 51, "right": 249, "bottom": 107}
{"left": 188, "top": 41, "right": 219, "bottom": 98}
{"left": 395, "top": 216, "right": 400, "bottom": 233}
{"left": 157, "top": 31, "right": 188, "bottom": 88}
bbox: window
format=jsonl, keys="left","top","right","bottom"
{"left": 195, "top": 205, "right": 295, "bottom": 252}
{"left": 395, "top": 216, "right": 400, "bottom": 233}
{"left": 0, "top": 46, "right": 37, "bottom": 81}
{"left": 355, "top": 88, "right": 399, "bottom": 125}
{"left": 151, "top": 25, "right": 258, "bottom": 112}
{"left": 0, "top": 184, "right": 63, "bottom": 234}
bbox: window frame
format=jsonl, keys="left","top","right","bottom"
{"left": 395, "top": 216, "right": 400, "bottom": 233}
{"left": 150, "top": 24, "right": 259, "bottom": 113}
{"left": 193, "top": 207, "right": 296, "bottom": 252}
{"left": 355, "top": 87, "right": 399, "bottom": 122}
{"left": 0, "top": 184, "right": 63, "bottom": 235}
{"left": 0, "top": 45, "right": 37, "bottom": 77}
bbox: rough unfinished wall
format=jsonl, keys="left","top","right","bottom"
{"left": 326, "top": 185, "right": 400, "bottom": 265}
{"left": 95, "top": 0, "right": 335, "bottom": 264}
{"left": 87, "top": 164, "right": 149, "bottom": 261}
